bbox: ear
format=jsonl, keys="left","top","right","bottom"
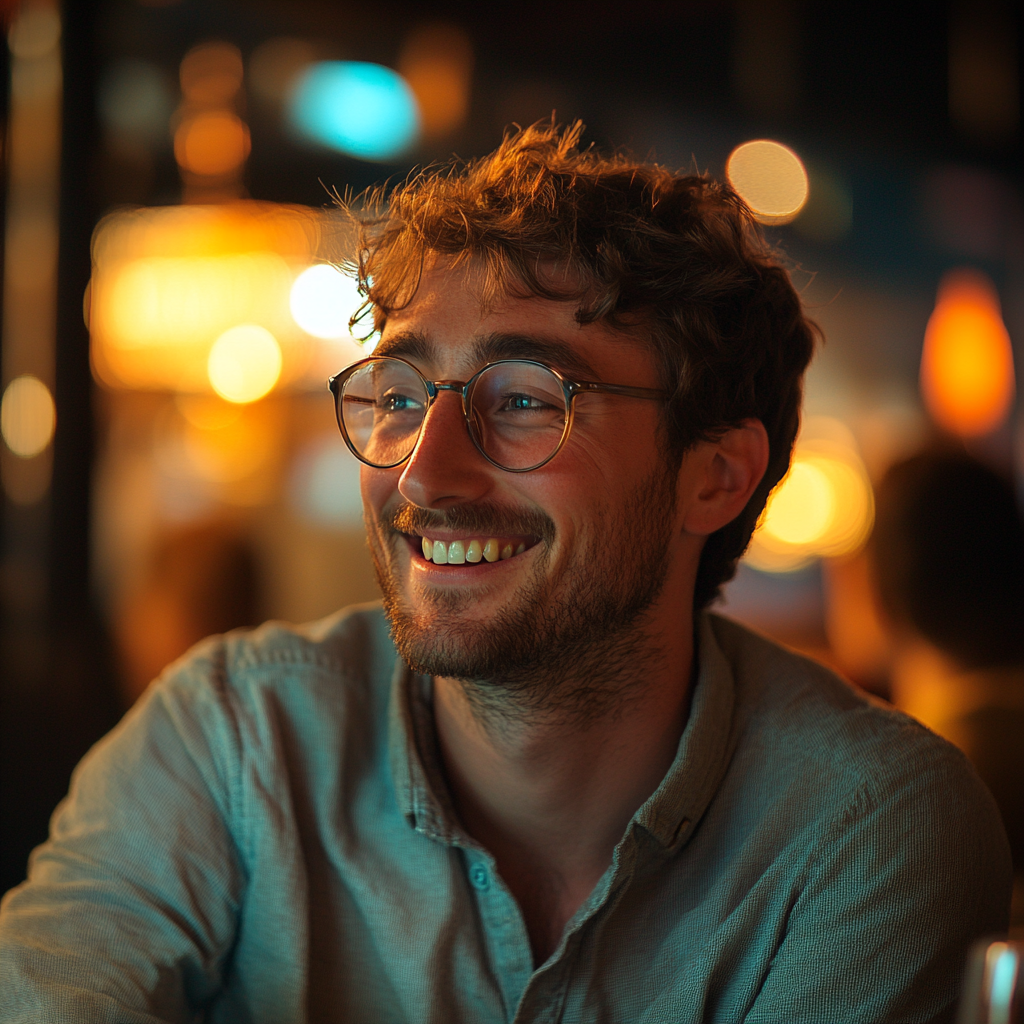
{"left": 677, "top": 419, "right": 770, "bottom": 537}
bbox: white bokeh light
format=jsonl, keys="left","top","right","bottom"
{"left": 290, "top": 264, "right": 364, "bottom": 340}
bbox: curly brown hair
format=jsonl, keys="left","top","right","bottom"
{"left": 343, "top": 121, "right": 820, "bottom": 608}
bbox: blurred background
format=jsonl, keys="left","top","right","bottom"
{"left": 0, "top": 0, "right": 1022, "bottom": 904}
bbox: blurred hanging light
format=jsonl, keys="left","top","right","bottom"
{"left": 207, "top": 324, "right": 282, "bottom": 403}
{"left": 89, "top": 202, "right": 346, "bottom": 395}
{"left": 920, "top": 269, "right": 1015, "bottom": 438}
{"left": 179, "top": 41, "right": 243, "bottom": 107}
{"left": 1, "top": 375, "right": 56, "bottom": 458}
{"left": 174, "top": 111, "right": 251, "bottom": 176}
{"left": 174, "top": 41, "right": 248, "bottom": 200}
{"left": 746, "top": 418, "right": 874, "bottom": 573}
{"left": 289, "top": 61, "right": 420, "bottom": 161}
{"left": 398, "top": 23, "right": 473, "bottom": 140}
{"left": 726, "top": 139, "right": 809, "bottom": 225}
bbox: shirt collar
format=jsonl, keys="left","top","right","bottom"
{"left": 388, "top": 610, "right": 737, "bottom": 851}
{"left": 631, "top": 611, "right": 738, "bottom": 849}
{"left": 388, "top": 659, "right": 465, "bottom": 844}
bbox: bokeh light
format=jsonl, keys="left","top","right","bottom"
{"left": 398, "top": 23, "right": 473, "bottom": 139}
{"left": 7, "top": 5, "right": 60, "bottom": 58}
{"left": 290, "top": 264, "right": 363, "bottom": 339}
{"left": 746, "top": 419, "right": 874, "bottom": 573}
{"left": 1, "top": 375, "right": 56, "bottom": 458}
{"left": 207, "top": 325, "right": 282, "bottom": 403}
{"left": 89, "top": 203, "right": 330, "bottom": 393}
{"left": 726, "top": 139, "right": 809, "bottom": 225}
{"left": 289, "top": 61, "right": 420, "bottom": 161}
{"left": 919, "top": 268, "right": 1015, "bottom": 438}
{"left": 179, "top": 41, "right": 243, "bottom": 106}
{"left": 98, "top": 59, "right": 173, "bottom": 146}
{"left": 760, "top": 460, "right": 834, "bottom": 546}
{"left": 174, "top": 111, "right": 251, "bottom": 176}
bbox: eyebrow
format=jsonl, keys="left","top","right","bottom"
{"left": 374, "top": 331, "right": 601, "bottom": 381}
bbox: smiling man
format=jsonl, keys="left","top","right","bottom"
{"left": 0, "top": 123, "right": 1011, "bottom": 1023}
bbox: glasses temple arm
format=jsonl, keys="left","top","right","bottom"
{"left": 575, "top": 381, "right": 668, "bottom": 400}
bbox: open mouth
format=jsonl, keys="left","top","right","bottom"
{"left": 406, "top": 533, "right": 539, "bottom": 566}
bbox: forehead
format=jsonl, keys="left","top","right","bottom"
{"left": 377, "top": 264, "right": 650, "bottom": 383}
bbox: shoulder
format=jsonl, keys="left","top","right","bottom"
{"left": 157, "top": 601, "right": 396, "bottom": 707}
{"left": 705, "top": 612, "right": 1000, "bottom": 818}
{"left": 121, "top": 603, "right": 399, "bottom": 782}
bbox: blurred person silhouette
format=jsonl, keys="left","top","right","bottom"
{"left": 871, "top": 448, "right": 1024, "bottom": 926}
{"left": 115, "top": 520, "right": 264, "bottom": 705}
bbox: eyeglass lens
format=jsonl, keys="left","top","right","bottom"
{"left": 339, "top": 358, "right": 569, "bottom": 471}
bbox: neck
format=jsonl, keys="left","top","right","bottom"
{"left": 432, "top": 599, "right": 696, "bottom": 963}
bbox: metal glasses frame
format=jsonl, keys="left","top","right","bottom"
{"left": 328, "top": 354, "right": 668, "bottom": 473}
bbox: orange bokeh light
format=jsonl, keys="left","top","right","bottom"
{"left": 174, "top": 111, "right": 251, "bottom": 176}
{"left": 920, "top": 269, "right": 1015, "bottom": 438}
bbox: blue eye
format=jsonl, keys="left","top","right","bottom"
{"left": 379, "top": 391, "right": 421, "bottom": 413}
{"left": 501, "top": 393, "right": 547, "bottom": 412}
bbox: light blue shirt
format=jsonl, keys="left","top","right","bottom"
{"left": 0, "top": 606, "right": 1011, "bottom": 1022}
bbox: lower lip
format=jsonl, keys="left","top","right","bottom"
{"left": 404, "top": 537, "right": 536, "bottom": 581}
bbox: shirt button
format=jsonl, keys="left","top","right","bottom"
{"left": 468, "top": 863, "right": 490, "bottom": 891}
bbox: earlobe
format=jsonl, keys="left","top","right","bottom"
{"left": 680, "top": 419, "right": 770, "bottom": 537}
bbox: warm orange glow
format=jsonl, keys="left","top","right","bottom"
{"left": 174, "top": 111, "right": 251, "bottom": 176}
{"left": 89, "top": 202, "right": 337, "bottom": 394}
{"left": 398, "top": 24, "right": 473, "bottom": 139}
{"left": 208, "top": 324, "right": 282, "bottom": 403}
{"left": 726, "top": 139, "right": 808, "bottom": 225}
{"left": 1, "top": 375, "right": 56, "bottom": 457}
{"left": 746, "top": 418, "right": 874, "bottom": 573}
{"left": 179, "top": 41, "right": 243, "bottom": 106}
{"left": 920, "top": 269, "right": 1015, "bottom": 438}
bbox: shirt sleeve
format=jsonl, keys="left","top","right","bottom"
{"left": 744, "top": 741, "right": 1012, "bottom": 1024}
{"left": 0, "top": 640, "right": 245, "bottom": 1024}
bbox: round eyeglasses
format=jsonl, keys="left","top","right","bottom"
{"left": 328, "top": 355, "right": 668, "bottom": 473}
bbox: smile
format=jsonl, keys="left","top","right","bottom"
{"left": 410, "top": 534, "right": 536, "bottom": 565}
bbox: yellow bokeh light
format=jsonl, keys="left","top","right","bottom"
{"left": 920, "top": 269, "right": 1015, "bottom": 438}
{"left": 760, "top": 460, "right": 834, "bottom": 546}
{"left": 207, "top": 325, "right": 282, "bottom": 403}
{"left": 1, "top": 375, "right": 56, "bottom": 458}
{"left": 88, "top": 202, "right": 338, "bottom": 394}
{"left": 290, "top": 263, "right": 363, "bottom": 339}
{"left": 174, "top": 111, "right": 251, "bottom": 176}
{"left": 726, "top": 139, "right": 809, "bottom": 225}
{"left": 745, "top": 421, "right": 874, "bottom": 573}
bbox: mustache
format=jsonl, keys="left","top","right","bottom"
{"left": 383, "top": 501, "right": 555, "bottom": 543}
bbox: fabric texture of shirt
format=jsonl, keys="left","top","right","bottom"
{"left": 0, "top": 604, "right": 1012, "bottom": 1023}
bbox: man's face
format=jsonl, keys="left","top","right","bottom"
{"left": 361, "top": 264, "right": 692, "bottom": 715}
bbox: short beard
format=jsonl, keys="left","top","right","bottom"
{"left": 368, "top": 465, "right": 678, "bottom": 726}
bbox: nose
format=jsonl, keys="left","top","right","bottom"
{"left": 398, "top": 390, "right": 494, "bottom": 509}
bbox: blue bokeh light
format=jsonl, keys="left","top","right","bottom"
{"left": 289, "top": 61, "right": 420, "bottom": 162}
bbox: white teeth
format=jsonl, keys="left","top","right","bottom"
{"left": 448, "top": 540, "right": 466, "bottom": 564}
{"left": 483, "top": 539, "right": 500, "bottom": 562}
{"left": 432, "top": 540, "right": 448, "bottom": 565}
{"left": 500, "top": 543, "right": 513, "bottom": 560}
{"left": 466, "top": 540, "right": 482, "bottom": 563}
{"left": 421, "top": 537, "right": 432, "bottom": 560}
{"left": 515, "top": 542, "right": 525, "bottom": 555}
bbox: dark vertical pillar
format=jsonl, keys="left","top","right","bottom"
{"left": 0, "top": 0, "right": 119, "bottom": 895}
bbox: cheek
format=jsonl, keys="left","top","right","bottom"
{"left": 360, "top": 466, "right": 400, "bottom": 522}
